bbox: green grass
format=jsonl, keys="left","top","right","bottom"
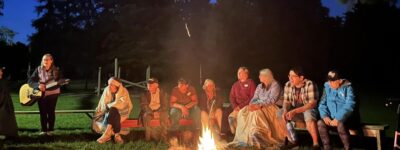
{"left": 2, "top": 88, "right": 397, "bottom": 149}
{"left": 3, "top": 92, "right": 168, "bottom": 150}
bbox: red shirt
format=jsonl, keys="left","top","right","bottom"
{"left": 229, "top": 79, "right": 256, "bottom": 109}
{"left": 170, "top": 86, "right": 198, "bottom": 105}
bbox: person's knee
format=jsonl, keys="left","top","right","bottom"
{"left": 170, "top": 108, "right": 182, "bottom": 118}
{"left": 109, "top": 107, "right": 118, "bottom": 113}
{"left": 317, "top": 120, "right": 326, "bottom": 127}
{"left": 215, "top": 108, "right": 223, "bottom": 116}
{"left": 201, "top": 111, "right": 208, "bottom": 118}
{"left": 191, "top": 106, "right": 201, "bottom": 114}
{"left": 306, "top": 120, "right": 318, "bottom": 130}
{"left": 337, "top": 122, "right": 347, "bottom": 131}
{"left": 143, "top": 112, "right": 153, "bottom": 121}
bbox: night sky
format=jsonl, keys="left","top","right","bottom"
{"left": 0, "top": 0, "right": 349, "bottom": 44}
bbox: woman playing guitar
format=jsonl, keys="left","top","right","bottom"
{"left": 28, "top": 54, "right": 62, "bottom": 136}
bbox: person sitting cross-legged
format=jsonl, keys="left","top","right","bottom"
{"left": 93, "top": 77, "right": 133, "bottom": 144}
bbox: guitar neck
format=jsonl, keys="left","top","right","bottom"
{"left": 45, "top": 81, "right": 59, "bottom": 89}
{"left": 45, "top": 79, "right": 69, "bottom": 89}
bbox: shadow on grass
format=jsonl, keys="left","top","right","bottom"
{"left": 7, "top": 128, "right": 144, "bottom": 144}
{"left": 123, "top": 130, "right": 146, "bottom": 141}
{"left": 16, "top": 132, "right": 98, "bottom": 144}
{"left": 18, "top": 127, "right": 87, "bottom": 133}
{"left": 78, "top": 94, "right": 97, "bottom": 110}
{"left": 17, "top": 128, "right": 40, "bottom": 132}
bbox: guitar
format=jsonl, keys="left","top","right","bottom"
{"left": 19, "top": 79, "right": 70, "bottom": 106}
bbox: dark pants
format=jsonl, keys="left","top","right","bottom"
{"left": 107, "top": 107, "right": 121, "bottom": 133}
{"left": 317, "top": 120, "right": 351, "bottom": 150}
{"left": 38, "top": 94, "right": 58, "bottom": 132}
{"left": 143, "top": 110, "right": 168, "bottom": 140}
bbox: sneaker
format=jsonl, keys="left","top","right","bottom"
{"left": 114, "top": 134, "right": 124, "bottom": 144}
{"left": 39, "top": 132, "right": 47, "bottom": 136}
{"left": 312, "top": 145, "right": 320, "bottom": 150}
{"left": 280, "top": 141, "right": 299, "bottom": 150}
{"left": 46, "top": 131, "right": 53, "bottom": 136}
{"left": 97, "top": 133, "right": 112, "bottom": 144}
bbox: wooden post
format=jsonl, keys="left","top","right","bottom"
{"left": 97, "top": 67, "right": 101, "bottom": 96}
{"left": 114, "top": 58, "right": 118, "bottom": 77}
{"left": 199, "top": 64, "right": 202, "bottom": 86}
{"left": 146, "top": 65, "right": 151, "bottom": 80}
{"left": 118, "top": 66, "right": 121, "bottom": 78}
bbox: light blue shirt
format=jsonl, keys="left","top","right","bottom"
{"left": 250, "top": 80, "right": 281, "bottom": 105}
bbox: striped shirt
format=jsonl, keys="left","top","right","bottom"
{"left": 29, "top": 66, "right": 61, "bottom": 96}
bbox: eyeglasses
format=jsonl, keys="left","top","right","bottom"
{"left": 288, "top": 74, "right": 299, "bottom": 78}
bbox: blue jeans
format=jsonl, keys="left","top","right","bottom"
{"left": 170, "top": 106, "right": 201, "bottom": 131}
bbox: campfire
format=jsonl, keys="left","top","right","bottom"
{"left": 169, "top": 119, "right": 226, "bottom": 150}
{"left": 198, "top": 125, "right": 217, "bottom": 150}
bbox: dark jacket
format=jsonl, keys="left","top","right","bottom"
{"left": 140, "top": 89, "right": 169, "bottom": 114}
{"left": 0, "top": 79, "right": 18, "bottom": 137}
{"left": 199, "top": 91, "right": 224, "bottom": 112}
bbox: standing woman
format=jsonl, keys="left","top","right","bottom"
{"left": 29, "top": 54, "right": 62, "bottom": 135}
{"left": 0, "top": 67, "right": 18, "bottom": 139}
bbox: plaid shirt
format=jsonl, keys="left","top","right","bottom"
{"left": 283, "top": 79, "right": 319, "bottom": 110}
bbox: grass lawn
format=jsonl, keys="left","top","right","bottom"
{"left": 1, "top": 88, "right": 397, "bottom": 149}
{"left": 2, "top": 92, "right": 170, "bottom": 150}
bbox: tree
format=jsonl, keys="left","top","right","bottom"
{"left": 0, "top": 0, "right": 3, "bottom": 16}
{"left": 0, "top": 26, "right": 16, "bottom": 45}
{"left": 338, "top": 1, "right": 400, "bottom": 90}
{"left": 30, "top": 0, "right": 104, "bottom": 79}
{"left": 212, "top": 0, "right": 335, "bottom": 84}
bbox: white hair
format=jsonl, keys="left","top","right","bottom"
{"left": 259, "top": 68, "right": 274, "bottom": 82}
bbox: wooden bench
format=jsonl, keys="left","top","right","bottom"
{"left": 294, "top": 122, "right": 388, "bottom": 150}
{"left": 350, "top": 124, "right": 389, "bottom": 150}
{"left": 14, "top": 110, "right": 95, "bottom": 119}
{"left": 121, "top": 118, "right": 193, "bottom": 128}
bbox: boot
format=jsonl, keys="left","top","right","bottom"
{"left": 97, "top": 125, "right": 112, "bottom": 144}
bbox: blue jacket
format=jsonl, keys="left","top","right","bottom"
{"left": 318, "top": 80, "right": 355, "bottom": 122}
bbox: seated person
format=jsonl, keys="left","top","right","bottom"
{"left": 318, "top": 70, "right": 355, "bottom": 150}
{"left": 228, "top": 69, "right": 286, "bottom": 149}
{"left": 93, "top": 77, "right": 133, "bottom": 144}
{"left": 280, "top": 67, "right": 320, "bottom": 149}
{"left": 228, "top": 67, "right": 256, "bottom": 134}
{"left": 199, "top": 79, "right": 223, "bottom": 133}
{"left": 140, "top": 78, "right": 169, "bottom": 142}
{"left": 169, "top": 78, "right": 201, "bottom": 131}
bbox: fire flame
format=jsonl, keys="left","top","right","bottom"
{"left": 197, "top": 125, "right": 217, "bottom": 150}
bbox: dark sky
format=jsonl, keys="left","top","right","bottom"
{"left": 0, "top": 0, "right": 348, "bottom": 44}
